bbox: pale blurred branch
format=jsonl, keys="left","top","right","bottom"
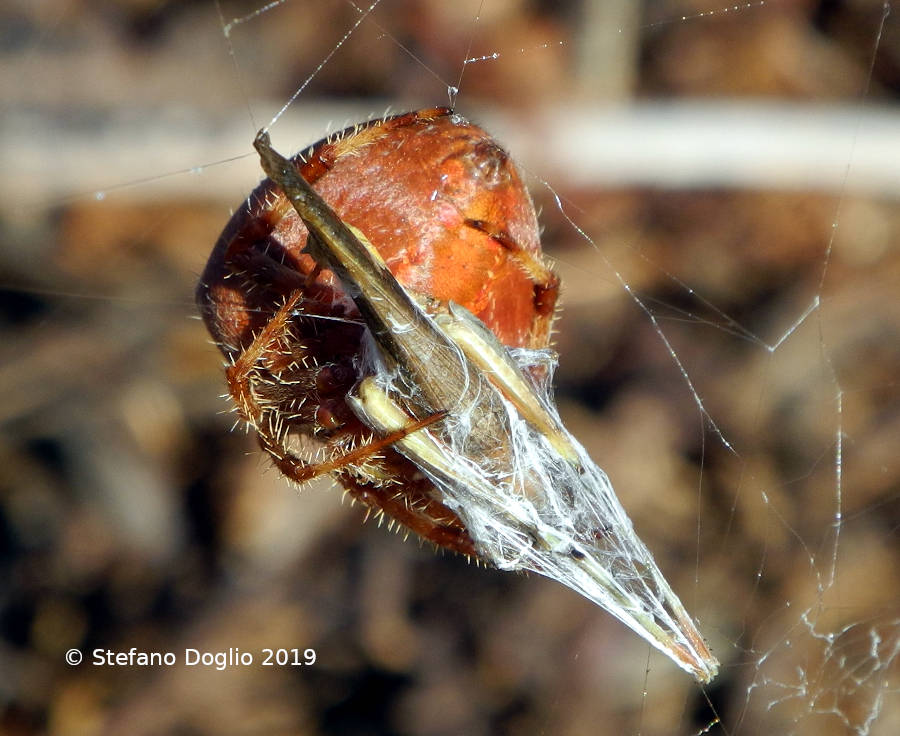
{"left": 4, "top": 101, "right": 900, "bottom": 220}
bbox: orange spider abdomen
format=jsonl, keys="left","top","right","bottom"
{"left": 198, "top": 107, "right": 557, "bottom": 355}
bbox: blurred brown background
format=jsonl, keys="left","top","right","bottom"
{"left": 1, "top": 1, "right": 898, "bottom": 734}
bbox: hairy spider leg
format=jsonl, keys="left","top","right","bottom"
{"left": 463, "top": 217, "right": 560, "bottom": 319}
{"left": 225, "top": 289, "right": 450, "bottom": 483}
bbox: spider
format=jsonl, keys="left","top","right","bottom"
{"left": 196, "top": 108, "right": 560, "bottom": 557}
{"left": 196, "top": 108, "right": 719, "bottom": 683}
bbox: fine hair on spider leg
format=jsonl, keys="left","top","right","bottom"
{"left": 251, "top": 128, "right": 719, "bottom": 684}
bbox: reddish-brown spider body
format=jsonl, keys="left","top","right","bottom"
{"left": 197, "top": 107, "right": 559, "bottom": 556}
